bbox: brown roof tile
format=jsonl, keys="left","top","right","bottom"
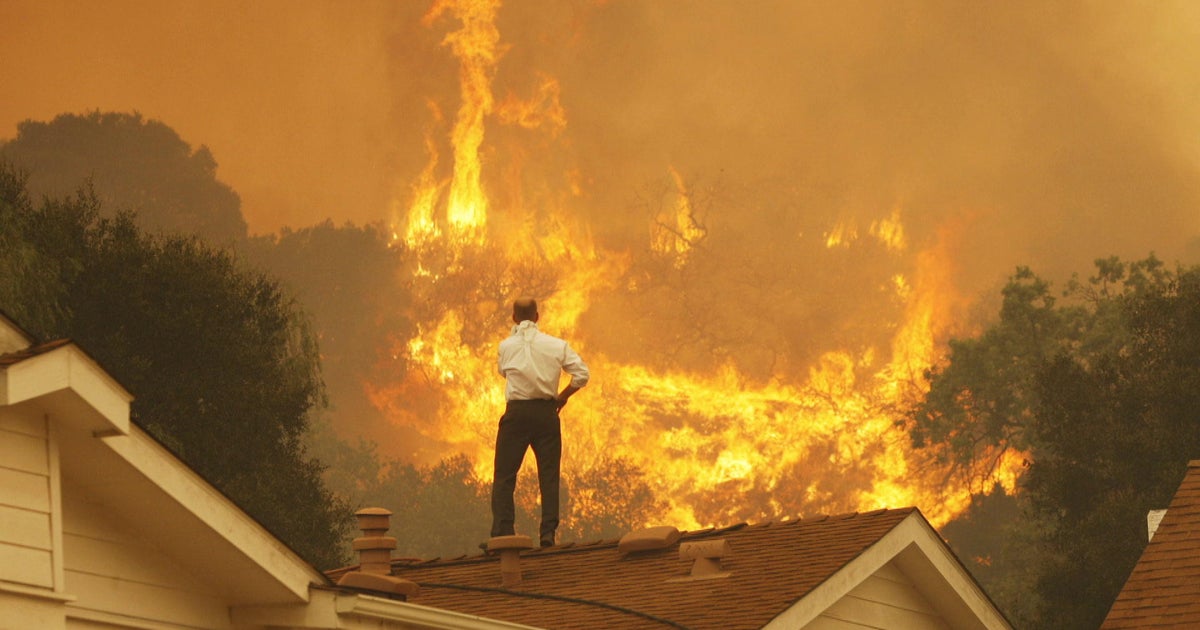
{"left": 329, "top": 508, "right": 917, "bottom": 630}
{"left": 1102, "top": 460, "right": 1200, "bottom": 629}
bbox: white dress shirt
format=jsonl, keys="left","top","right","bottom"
{"left": 498, "top": 320, "right": 589, "bottom": 401}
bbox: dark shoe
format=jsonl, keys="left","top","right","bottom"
{"left": 539, "top": 538, "right": 554, "bottom": 548}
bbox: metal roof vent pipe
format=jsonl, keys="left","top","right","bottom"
{"left": 488, "top": 535, "right": 535, "bottom": 587}
{"left": 672, "top": 539, "right": 732, "bottom": 581}
{"left": 336, "top": 507, "right": 420, "bottom": 600}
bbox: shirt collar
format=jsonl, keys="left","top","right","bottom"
{"left": 511, "top": 320, "right": 538, "bottom": 336}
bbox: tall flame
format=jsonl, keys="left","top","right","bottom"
{"left": 374, "top": 1, "right": 1019, "bottom": 536}
{"left": 419, "top": 0, "right": 503, "bottom": 244}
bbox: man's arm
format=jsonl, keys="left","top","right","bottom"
{"left": 558, "top": 344, "right": 589, "bottom": 410}
{"left": 556, "top": 384, "right": 580, "bottom": 410}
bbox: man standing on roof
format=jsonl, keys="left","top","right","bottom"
{"left": 491, "top": 297, "right": 589, "bottom": 548}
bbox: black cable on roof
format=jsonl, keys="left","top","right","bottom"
{"left": 418, "top": 582, "right": 694, "bottom": 630}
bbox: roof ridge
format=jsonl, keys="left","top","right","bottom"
{"left": 351, "top": 508, "right": 922, "bottom": 571}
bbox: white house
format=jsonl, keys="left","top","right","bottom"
{"left": 0, "top": 312, "right": 532, "bottom": 630}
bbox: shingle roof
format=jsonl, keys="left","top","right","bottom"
{"left": 328, "top": 508, "right": 917, "bottom": 630}
{"left": 1101, "top": 460, "right": 1200, "bottom": 629}
{"left": 0, "top": 338, "right": 72, "bottom": 367}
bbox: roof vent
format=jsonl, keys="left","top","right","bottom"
{"left": 619, "top": 526, "right": 682, "bottom": 554}
{"left": 672, "top": 539, "right": 732, "bottom": 580}
{"left": 488, "top": 534, "right": 535, "bottom": 587}
{"left": 336, "top": 507, "right": 419, "bottom": 600}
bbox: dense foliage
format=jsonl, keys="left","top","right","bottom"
{"left": 0, "top": 165, "right": 349, "bottom": 569}
{"left": 0, "top": 111, "right": 245, "bottom": 243}
{"left": 912, "top": 256, "right": 1200, "bottom": 628}
{"left": 240, "top": 221, "right": 414, "bottom": 449}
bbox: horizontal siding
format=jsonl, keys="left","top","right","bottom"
{"left": 64, "top": 531, "right": 207, "bottom": 592}
{"left": 872, "top": 561, "right": 907, "bottom": 583}
{"left": 0, "top": 503, "right": 52, "bottom": 549}
{"left": 62, "top": 496, "right": 229, "bottom": 629}
{"left": 807, "top": 561, "right": 951, "bottom": 630}
{"left": 0, "top": 543, "right": 54, "bottom": 587}
{"left": 818, "top": 593, "right": 951, "bottom": 629}
{"left": 0, "top": 418, "right": 54, "bottom": 589}
{"left": 0, "top": 409, "right": 48, "bottom": 438}
{"left": 850, "top": 573, "right": 940, "bottom": 615}
{"left": 0, "top": 461, "right": 51, "bottom": 512}
{"left": 0, "top": 589, "right": 66, "bottom": 630}
{"left": 64, "top": 571, "right": 231, "bottom": 630}
{"left": 0, "top": 429, "right": 50, "bottom": 475}
{"left": 805, "top": 615, "right": 872, "bottom": 629}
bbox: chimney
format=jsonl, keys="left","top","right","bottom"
{"left": 487, "top": 534, "right": 534, "bottom": 587}
{"left": 336, "top": 507, "right": 419, "bottom": 600}
{"left": 352, "top": 507, "right": 397, "bottom": 574}
{"left": 676, "top": 539, "right": 732, "bottom": 580}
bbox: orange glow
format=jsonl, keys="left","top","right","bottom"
{"left": 650, "top": 167, "right": 706, "bottom": 268}
{"left": 2, "top": 1, "right": 1194, "bottom": 535}
{"left": 369, "top": 0, "right": 1026, "bottom": 532}
{"left": 421, "top": 0, "right": 503, "bottom": 243}
{"left": 497, "top": 73, "right": 567, "bottom": 135}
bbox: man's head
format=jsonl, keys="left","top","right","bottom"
{"left": 512, "top": 297, "right": 539, "bottom": 324}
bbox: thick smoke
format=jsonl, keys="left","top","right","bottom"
{"left": 5, "top": 0, "right": 1200, "bottom": 482}
{"left": 2, "top": 1, "right": 1197, "bottom": 274}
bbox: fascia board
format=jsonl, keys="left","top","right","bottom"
{"left": 761, "top": 512, "right": 1011, "bottom": 630}
{"left": 336, "top": 592, "right": 546, "bottom": 630}
{"left": 1, "top": 344, "right": 131, "bottom": 435}
{"left": 230, "top": 588, "right": 341, "bottom": 628}
{"left": 234, "top": 589, "right": 546, "bottom": 630}
{"left": 892, "top": 514, "right": 1012, "bottom": 629}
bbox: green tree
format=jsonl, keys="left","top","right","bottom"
{"left": 939, "top": 484, "right": 1040, "bottom": 626}
{"left": 363, "top": 454, "right": 494, "bottom": 559}
{"left": 909, "top": 256, "right": 1194, "bottom": 629}
{"left": 0, "top": 165, "right": 66, "bottom": 328}
{"left": 1023, "top": 264, "right": 1200, "bottom": 628}
{"left": 0, "top": 111, "right": 246, "bottom": 244}
{"left": 1, "top": 169, "right": 349, "bottom": 568}
{"left": 240, "top": 221, "right": 414, "bottom": 455}
{"left": 562, "top": 456, "right": 666, "bottom": 542}
{"left": 910, "top": 258, "right": 1170, "bottom": 484}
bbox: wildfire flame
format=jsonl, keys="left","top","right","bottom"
{"left": 374, "top": 0, "right": 1021, "bottom": 535}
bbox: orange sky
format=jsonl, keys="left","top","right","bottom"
{"left": 3, "top": 0, "right": 1200, "bottom": 282}
{"left": 8, "top": 0, "right": 1200, "bottom": 529}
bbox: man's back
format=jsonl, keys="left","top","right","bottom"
{"left": 498, "top": 320, "right": 588, "bottom": 401}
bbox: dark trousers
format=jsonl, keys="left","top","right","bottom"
{"left": 490, "top": 399, "right": 561, "bottom": 543}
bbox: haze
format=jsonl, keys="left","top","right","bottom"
{"left": 3, "top": 1, "right": 1198, "bottom": 282}
{"left": 7, "top": 0, "right": 1200, "bottom": 509}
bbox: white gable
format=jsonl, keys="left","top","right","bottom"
{"left": 763, "top": 512, "right": 1011, "bottom": 630}
{"left": 2, "top": 322, "right": 522, "bottom": 629}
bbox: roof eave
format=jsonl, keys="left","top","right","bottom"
{"left": 233, "top": 588, "right": 547, "bottom": 630}
{"left": 762, "top": 511, "right": 1012, "bottom": 630}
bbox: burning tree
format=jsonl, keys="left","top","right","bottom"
{"left": 360, "top": 0, "right": 1021, "bottom": 543}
